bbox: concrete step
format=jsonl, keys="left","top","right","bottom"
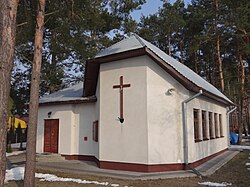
{"left": 36, "top": 153, "right": 65, "bottom": 162}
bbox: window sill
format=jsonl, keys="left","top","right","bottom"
{"left": 195, "top": 139, "right": 202, "bottom": 143}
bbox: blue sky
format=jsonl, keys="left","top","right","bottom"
{"left": 131, "top": 0, "right": 191, "bottom": 22}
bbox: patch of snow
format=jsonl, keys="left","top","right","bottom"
{"left": 110, "top": 184, "right": 119, "bottom": 187}
{"left": 230, "top": 145, "right": 250, "bottom": 150}
{"left": 198, "top": 182, "right": 232, "bottom": 186}
{"left": 5, "top": 167, "right": 120, "bottom": 186}
{"left": 6, "top": 150, "right": 26, "bottom": 157}
{"left": 247, "top": 168, "right": 250, "bottom": 171}
{"left": 246, "top": 163, "right": 250, "bottom": 166}
{"left": 11, "top": 142, "right": 26, "bottom": 149}
{"left": 37, "top": 173, "right": 110, "bottom": 185}
{"left": 5, "top": 167, "right": 24, "bottom": 183}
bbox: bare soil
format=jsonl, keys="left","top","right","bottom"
{"left": 5, "top": 150, "right": 250, "bottom": 187}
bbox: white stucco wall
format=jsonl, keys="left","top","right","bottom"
{"left": 145, "top": 56, "right": 228, "bottom": 165}
{"left": 74, "top": 103, "right": 99, "bottom": 158}
{"left": 186, "top": 97, "right": 228, "bottom": 163}
{"left": 146, "top": 57, "right": 188, "bottom": 164}
{"left": 37, "top": 104, "right": 74, "bottom": 154}
{"left": 98, "top": 55, "right": 229, "bottom": 165}
{"left": 99, "top": 56, "right": 148, "bottom": 164}
{"left": 36, "top": 103, "right": 98, "bottom": 157}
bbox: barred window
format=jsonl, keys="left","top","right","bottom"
{"left": 214, "top": 113, "right": 219, "bottom": 138}
{"left": 219, "top": 114, "right": 223, "bottom": 137}
{"left": 209, "top": 112, "right": 214, "bottom": 139}
{"left": 93, "top": 121, "right": 98, "bottom": 142}
{"left": 202, "top": 111, "right": 208, "bottom": 140}
{"left": 193, "top": 109, "right": 201, "bottom": 142}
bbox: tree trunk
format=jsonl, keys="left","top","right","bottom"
{"left": 238, "top": 99, "right": 243, "bottom": 144}
{"left": 239, "top": 52, "right": 247, "bottom": 139}
{"left": 167, "top": 31, "right": 171, "bottom": 56}
{"left": 247, "top": 98, "right": 250, "bottom": 135}
{"left": 49, "top": 31, "right": 58, "bottom": 94}
{"left": 239, "top": 54, "right": 245, "bottom": 95}
{"left": 194, "top": 51, "right": 198, "bottom": 73}
{"left": 24, "top": 0, "right": 46, "bottom": 186}
{"left": 211, "top": 43, "right": 216, "bottom": 86}
{"left": 180, "top": 38, "right": 184, "bottom": 64}
{"left": 215, "top": 0, "right": 224, "bottom": 92}
{"left": 0, "top": 0, "right": 19, "bottom": 185}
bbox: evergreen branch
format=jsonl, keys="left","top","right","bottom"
{"left": 45, "top": 10, "right": 59, "bottom": 17}
{"left": 17, "top": 22, "right": 28, "bottom": 27}
{"left": 16, "top": 51, "right": 33, "bottom": 64}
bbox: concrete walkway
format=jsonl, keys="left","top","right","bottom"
{"left": 7, "top": 150, "right": 240, "bottom": 180}
{"left": 32, "top": 150, "right": 239, "bottom": 180}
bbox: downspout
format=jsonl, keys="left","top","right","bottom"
{"left": 226, "top": 106, "right": 237, "bottom": 147}
{"left": 182, "top": 89, "right": 203, "bottom": 176}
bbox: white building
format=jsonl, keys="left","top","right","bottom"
{"left": 36, "top": 34, "right": 234, "bottom": 172}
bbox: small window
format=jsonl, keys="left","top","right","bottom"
{"left": 214, "top": 113, "right": 219, "bottom": 138}
{"left": 202, "top": 111, "right": 208, "bottom": 140}
{"left": 193, "top": 109, "right": 201, "bottom": 142}
{"left": 93, "top": 121, "right": 98, "bottom": 142}
{"left": 219, "top": 114, "right": 223, "bottom": 137}
{"left": 209, "top": 112, "right": 214, "bottom": 139}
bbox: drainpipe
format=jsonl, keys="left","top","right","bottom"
{"left": 226, "top": 106, "right": 237, "bottom": 147}
{"left": 182, "top": 89, "right": 203, "bottom": 176}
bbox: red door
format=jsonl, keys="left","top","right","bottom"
{"left": 44, "top": 119, "right": 59, "bottom": 153}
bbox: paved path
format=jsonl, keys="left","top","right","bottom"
{"left": 7, "top": 150, "right": 241, "bottom": 180}
{"left": 35, "top": 150, "right": 239, "bottom": 180}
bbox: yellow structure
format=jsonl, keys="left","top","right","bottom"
{"left": 8, "top": 117, "right": 27, "bottom": 129}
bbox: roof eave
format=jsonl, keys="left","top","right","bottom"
{"left": 87, "top": 47, "right": 147, "bottom": 64}
{"left": 144, "top": 47, "right": 234, "bottom": 106}
{"left": 39, "top": 96, "right": 97, "bottom": 106}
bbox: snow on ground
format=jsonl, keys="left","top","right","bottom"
{"left": 110, "top": 184, "right": 119, "bottom": 187}
{"left": 6, "top": 150, "right": 26, "bottom": 157}
{"left": 198, "top": 182, "right": 232, "bottom": 186}
{"left": 5, "top": 167, "right": 24, "bottom": 183}
{"left": 246, "top": 163, "right": 250, "bottom": 166}
{"left": 229, "top": 145, "right": 250, "bottom": 150}
{"left": 5, "top": 167, "right": 120, "bottom": 186}
{"left": 11, "top": 142, "right": 26, "bottom": 149}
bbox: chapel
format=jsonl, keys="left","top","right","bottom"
{"left": 36, "top": 34, "right": 234, "bottom": 172}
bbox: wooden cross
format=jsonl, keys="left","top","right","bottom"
{"left": 113, "top": 76, "right": 131, "bottom": 123}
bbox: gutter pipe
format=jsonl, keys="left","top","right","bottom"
{"left": 226, "top": 106, "right": 237, "bottom": 147}
{"left": 182, "top": 89, "right": 203, "bottom": 176}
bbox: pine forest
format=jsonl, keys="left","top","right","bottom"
{"left": 9, "top": 0, "right": 250, "bottom": 140}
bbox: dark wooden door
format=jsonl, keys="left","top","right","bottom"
{"left": 44, "top": 119, "right": 59, "bottom": 153}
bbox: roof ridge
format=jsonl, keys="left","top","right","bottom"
{"left": 96, "top": 35, "right": 135, "bottom": 57}
{"left": 131, "top": 33, "right": 146, "bottom": 47}
{"left": 95, "top": 34, "right": 145, "bottom": 58}
{"left": 42, "top": 81, "right": 83, "bottom": 97}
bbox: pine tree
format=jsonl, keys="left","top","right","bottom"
{"left": 0, "top": 0, "right": 19, "bottom": 185}
{"left": 24, "top": 0, "right": 46, "bottom": 186}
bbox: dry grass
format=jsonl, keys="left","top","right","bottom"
{"left": 5, "top": 150, "right": 250, "bottom": 187}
